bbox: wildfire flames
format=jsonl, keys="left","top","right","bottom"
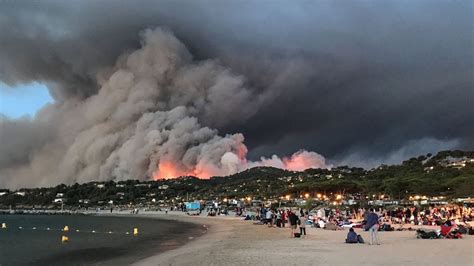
{"left": 153, "top": 149, "right": 329, "bottom": 180}
{"left": 153, "top": 161, "right": 201, "bottom": 180}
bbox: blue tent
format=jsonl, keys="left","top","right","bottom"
{"left": 185, "top": 201, "right": 201, "bottom": 210}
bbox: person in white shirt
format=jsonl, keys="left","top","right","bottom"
{"left": 266, "top": 209, "right": 274, "bottom": 227}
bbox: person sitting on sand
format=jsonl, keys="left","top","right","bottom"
{"left": 318, "top": 218, "right": 326, "bottom": 229}
{"left": 345, "top": 228, "right": 358, "bottom": 243}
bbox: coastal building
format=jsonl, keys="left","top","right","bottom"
{"left": 53, "top": 198, "right": 66, "bottom": 203}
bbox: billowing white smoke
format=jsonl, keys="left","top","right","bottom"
{"left": 250, "top": 150, "right": 329, "bottom": 171}
{"left": 0, "top": 28, "right": 329, "bottom": 189}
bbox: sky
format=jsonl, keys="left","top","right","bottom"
{"left": 0, "top": 82, "right": 52, "bottom": 119}
{"left": 0, "top": 0, "right": 472, "bottom": 188}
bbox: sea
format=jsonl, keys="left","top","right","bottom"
{"left": 0, "top": 214, "right": 201, "bottom": 265}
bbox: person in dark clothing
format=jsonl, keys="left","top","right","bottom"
{"left": 289, "top": 211, "right": 299, "bottom": 238}
{"left": 406, "top": 208, "right": 412, "bottom": 223}
{"left": 364, "top": 208, "right": 380, "bottom": 245}
{"left": 346, "top": 228, "right": 358, "bottom": 243}
{"left": 325, "top": 208, "right": 330, "bottom": 217}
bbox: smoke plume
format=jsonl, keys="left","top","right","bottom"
{"left": 0, "top": 28, "right": 328, "bottom": 188}
{"left": 0, "top": 1, "right": 472, "bottom": 188}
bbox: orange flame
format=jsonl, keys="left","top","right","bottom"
{"left": 153, "top": 161, "right": 187, "bottom": 180}
{"left": 153, "top": 161, "right": 213, "bottom": 180}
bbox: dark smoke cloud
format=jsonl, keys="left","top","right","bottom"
{"left": 0, "top": 0, "right": 472, "bottom": 187}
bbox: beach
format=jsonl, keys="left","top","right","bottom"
{"left": 117, "top": 212, "right": 474, "bottom": 266}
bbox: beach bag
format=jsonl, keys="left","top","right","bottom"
{"left": 381, "top": 224, "right": 393, "bottom": 231}
{"left": 416, "top": 229, "right": 439, "bottom": 239}
{"left": 294, "top": 233, "right": 301, "bottom": 238}
{"left": 468, "top": 227, "right": 474, "bottom": 235}
{"left": 357, "top": 234, "right": 365, "bottom": 244}
{"left": 447, "top": 230, "right": 463, "bottom": 239}
{"left": 457, "top": 225, "right": 468, "bottom": 234}
{"left": 325, "top": 223, "right": 338, "bottom": 231}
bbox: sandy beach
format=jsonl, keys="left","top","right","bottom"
{"left": 103, "top": 212, "right": 474, "bottom": 266}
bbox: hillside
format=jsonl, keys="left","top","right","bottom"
{"left": 0, "top": 150, "right": 473, "bottom": 208}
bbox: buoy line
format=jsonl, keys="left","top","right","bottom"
{"left": 2, "top": 223, "right": 142, "bottom": 243}
{"left": 1, "top": 225, "right": 141, "bottom": 235}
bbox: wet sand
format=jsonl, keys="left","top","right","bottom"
{"left": 129, "top": 212, "right": 474, "bottom": 266}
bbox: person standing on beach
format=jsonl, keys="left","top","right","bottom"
{"left": 299, "top": 214, "right": 308, "bottom": 238}
{"left": 364, "top": 208, "right": 380, "bottom": 245}
{"left": 266, "top": 209, "right": 274, "bottom": 227}
{"left": 289, "top": 211, "right": 299, "bottom": 238}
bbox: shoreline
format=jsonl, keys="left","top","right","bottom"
{"left": 99, "top": 211, "right": 237, "bottom": 265}
{"left": 105, "top": 211, "right": 474, "bottom": 266}
{"left": 4, "top": 211, "right": 471, "bottom": 265}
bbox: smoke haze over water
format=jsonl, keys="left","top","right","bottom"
{"left": 0, "top": 1, "right": 472, "bottom": 188}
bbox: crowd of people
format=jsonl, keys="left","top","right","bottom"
{"left": 245, "top": 204, "right": 473, "bottom": 244}
{"left": 249, "top": 208, "right": 310, "bottom": 238}
{"left": 379, "top": 205, "right": 473, "bottom": 225}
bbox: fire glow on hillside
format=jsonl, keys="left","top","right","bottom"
{"left": 153, "top": 148, "right": 330, "bottom": 180}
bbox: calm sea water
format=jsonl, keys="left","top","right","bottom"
{"left": 0, "top": 214, "right": 201, "bottom": 265}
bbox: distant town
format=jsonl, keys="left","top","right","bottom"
{"left": 1, "top": 150, "right": 472, "bottom": 213}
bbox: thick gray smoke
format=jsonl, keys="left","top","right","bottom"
{"left": 0, "top": 1, "right": 472, "bottom": 188}
{"left": 0, "top": 29, "right": 329, "bottom": 188}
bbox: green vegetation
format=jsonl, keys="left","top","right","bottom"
{"left": 0, "top": 150, "right": 473, "bottom": 209}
